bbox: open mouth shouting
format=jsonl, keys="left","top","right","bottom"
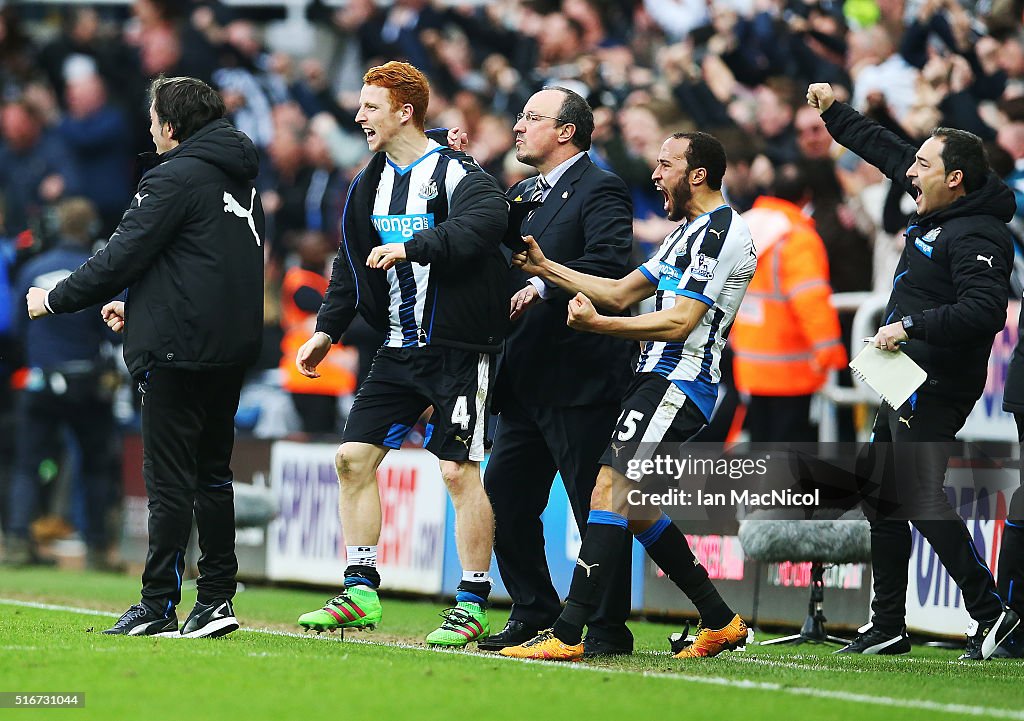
{"left": 657, "top": 182, "right": 671, "bottom": 213}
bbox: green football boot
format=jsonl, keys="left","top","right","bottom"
{"left": 425, "top": 602, "right": 490, "bottom": 647}
{"left": 297, "top": 585, "right": 382, "bottom": 633}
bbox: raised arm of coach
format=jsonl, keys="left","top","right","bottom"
{"left": 807, "top": 82, "right": 1014, "bottom": 359}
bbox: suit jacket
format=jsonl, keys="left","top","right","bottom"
{"left": 494, "top": 154, "right": 635, "bottom": 410}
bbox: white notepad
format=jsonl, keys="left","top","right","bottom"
{"left": 849, "top": 345, "right": 928, "bottom": 410}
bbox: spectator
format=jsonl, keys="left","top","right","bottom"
{"left": 535, "top": 13, "right": 587, "bottom": 77}
{"left": 279, "top": 230, "right": 356, "bottom": 435}
{"left": 341, "top": 0, "right": 445, "bottom": 74}
{"left": 720, "top": 132, "right": 771, "bottom": 213}
{"left": 754, "top": 83, "right": 800, "bottom": 166}
{"left": 795, "top": 105, "right": 834, "bottom": 160}
{"left": 213, "top": 21, "right": 287, "bottom": 152}
{"left": 802, "top": 158, "right": 875, "bottom": 293}
{"left": 6, "top": 198, "right": 119, "bottom": 569}
{"left": 850, "top": 25, "right": 917, "bottom": 120}
{"left": 998, "top": 120, "right": 1024, "bottom": 224}
{"left": 0, "top": 100, "right": 80, "bottom": 238}
{"left": 298, "top": 117, "right": 348, "bottom": 245}
{"left": 58, "top": 71, "right": 133, "bottom": 237}
{"left": 0, "top": 7, "right": 37, "bottom": 98}
{"left": 39, "top": 7, "right": 138, "bottom": 114}
{"left": 262, "top": 120, "right": 307, "bottom": 258}
{"left": 732, "top": 163, "right": 848, "bottom": 442}
{"left": 609, "top": 104, "right": 665, "bottom": 220}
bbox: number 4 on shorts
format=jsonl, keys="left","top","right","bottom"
{"left": 451, "top": 395, "right": 470, "bottom": 430}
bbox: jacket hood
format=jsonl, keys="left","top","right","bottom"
{"left": 923, "top": 171, "right": 1016, "bottom": 225}
{"left": 161, "top": 119, "right": 260, "bottom": 181}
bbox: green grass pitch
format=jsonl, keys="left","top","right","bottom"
{"left": 1, "top": 567, "right": 1022, "bottom": 720}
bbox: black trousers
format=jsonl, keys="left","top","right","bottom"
{"left": 291, "top": 393, "right": 338, "bottom": 435}
{"left": 997, "top": 414, "right": 1024, "bottom": 615}
{"left": 744, "top": 394, "right": 816, "bottom": 443}
{"left": 8, "top": 385, "right": 116, "bottom": 548}
{"left": 485, "top": 398, "right": 631, "bottom": 639}
{"left": 865, "top": 393, "right": 1004, "bottom": 631}
{"left": 139, "top": 367, "right": 244, "bottom": 614}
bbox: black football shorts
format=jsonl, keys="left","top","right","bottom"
{"left": 599, "top": 372, "right": 707, "bottom": 474}
{"left": 342, "top": 345, "right": 495, "bottom": 462}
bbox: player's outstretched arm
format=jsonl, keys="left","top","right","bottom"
{"left": 513, "top": 236, "right": 653, "bottom": 312}
{"left": 566, "top": 292, "right": 708, "bottom": 342}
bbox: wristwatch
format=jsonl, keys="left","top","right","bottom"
{"left": 901, "top": 315, "right": 914, "bottom": 335}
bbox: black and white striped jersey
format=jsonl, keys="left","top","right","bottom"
{"left": 316, "top": 130, "right": 509, "bottom": 354}
{"left": 636, "top": 204, "right": 756, "bottom": 420}
{"left": 372, "top": 139, "right": 475, "bottom": 348}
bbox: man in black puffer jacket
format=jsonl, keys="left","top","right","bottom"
{"left": 806, "top": 82, "right": 1019, "bottom": 660}
{"left": 26, "top": 76, "right": 263, "bottom": 639}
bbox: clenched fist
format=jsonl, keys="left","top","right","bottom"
{"left": 101, "top": 301, "right": 126, "bottom": 333}
{"left": 566, "top": 292, "right": 598, "bottom": 331}
{"left": 806, "top": 83, "right": 836, "bottom": 115}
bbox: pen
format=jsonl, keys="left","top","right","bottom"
{"left": 863, "top": 337, "right": 909, "bottom": 346}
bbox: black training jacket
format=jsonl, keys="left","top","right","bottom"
{"left": 822, "top": 102, "right": 1014, "bottom": 401}
{"left": 47, "top": 119, "right": 265, "bottom": 378}
{"left": 315, "top": 135, "right": 510, "bottom": 353}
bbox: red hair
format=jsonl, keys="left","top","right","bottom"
{"left": 363, "top": 61, "right": 429, "bottom": 130}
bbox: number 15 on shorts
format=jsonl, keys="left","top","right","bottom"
{"left": 617, "top": 409, "right": 645, "bottom": 441}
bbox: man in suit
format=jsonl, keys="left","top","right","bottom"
{"left": 478, "top": 87, "right": 635, "bottom": 656}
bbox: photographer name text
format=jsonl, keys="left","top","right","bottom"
{"left": 626, "top": 488, "right": 821, "bottom": 507}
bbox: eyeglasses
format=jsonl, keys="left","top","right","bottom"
{"left": 516, "top": 111, "right": 568, "bottom": 125}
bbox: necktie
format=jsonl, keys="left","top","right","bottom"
{"left": 528, "top": 176, "right": 549, "bottom": 220}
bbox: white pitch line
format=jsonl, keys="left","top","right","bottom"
{"left": 1, "top": 599, "right": 121, "bottom": 618}
{"left": 1, "top": 597, "right": 1021, "bottom": 720}
{"left": 731, "top": 656, "right": 866, "bottom": 674}
{"left": 778, "top": 653, "right": 973, "bottom": 668}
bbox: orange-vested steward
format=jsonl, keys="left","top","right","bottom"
{"left": 731, "top": 196, "right": 848, "bottom": 397}
{"left": 280, "top": 267, "right": 356, "bottom": 396}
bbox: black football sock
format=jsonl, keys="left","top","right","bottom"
{"left": 638, "top": 513, "right": 734, "bottom": 629}
{"left": 552, "top": 511, "right": 629, "bottom": 645}
{"left": 344, "top": 565, "right": 381, "bottom": 590}
{"left": 456, "top": 571, "right": 492, "bottom": 605}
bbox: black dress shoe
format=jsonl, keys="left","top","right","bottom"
{"left": 583, "top": 634, "right": 634, "bottom": 658}
{"left": 477, "top": 619, "right": 539, "bottom": 651}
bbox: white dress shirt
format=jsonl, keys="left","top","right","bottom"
{"left": 526, "top": 152, "right": 586, "bottom": 300}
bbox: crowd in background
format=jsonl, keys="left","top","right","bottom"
{"left": 3, "top": 0, "right": 1024, "bottom": 561}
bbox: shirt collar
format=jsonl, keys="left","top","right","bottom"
{"left": 538, "top": 151, "right": 586, "bottom": 192}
